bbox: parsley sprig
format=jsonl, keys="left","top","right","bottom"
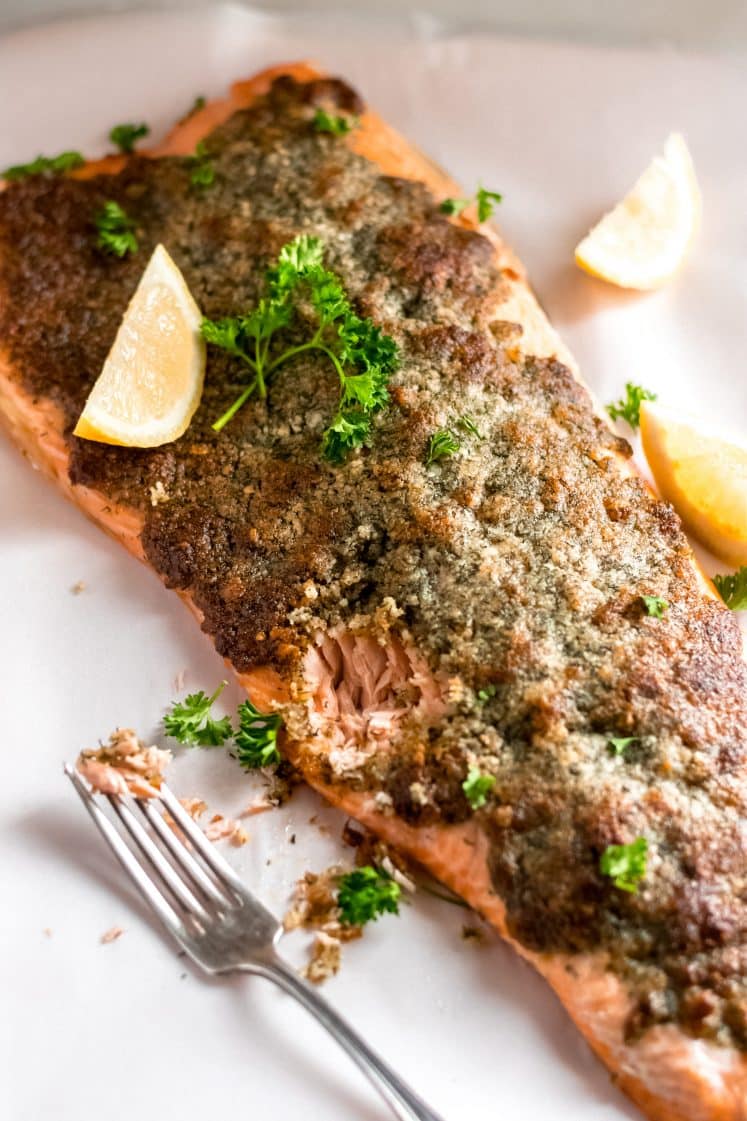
{"left": 188, "top": 141, "right": 215, "bottom": 189}
{"left": 600, "top": 837, "right": 648, "bottom": 893}
{"left": 163, "top": 681, "right": 233, "bottom": 746}
{"left": 606, "top": 382, "right": 657, "bottom": 430}
{"left": 426, "top": 428, "right": 460, "bottom": 465}
{"left": 462, "top": 767, "right": 496, "bottom": 810}
{"left": 713, "top": 567, "right": 747, "bottom": 611}
{"left": 235, "top": 700, "right": 282, "bottom": 769}
{"left": 109, "top": 122, "right": 149, "bottom": 154}
{"left": 642, "top": 595, "right": 668, "bottom": 618}
{"left": 2, "top": 151, "right": 84, "bottom": 180}
{"left": 201, "top": 235, "right": 398, "bottom": 461}
{"left": 94, "top": 200, "right": 138, "bottom": 257}
{"left": 164, "top": 684, "right": 285, "bottom": 766}
{"left": 313, "top": 108, "right": 357, "bottom": 136}
{"left": 608, "top": 736, "right": 637, "bottom": 757}
{"left": 440, "top": 186, "right": 503, "bottom": 223}
{"left": 337, "top": 867, "right": 401, "bottom": 926}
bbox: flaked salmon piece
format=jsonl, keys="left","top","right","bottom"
{"left": 1, "top": 64, "right": 746, "bottom": 1121}
{"left": 77, "top": 728, "right": 171, "bottom": 798}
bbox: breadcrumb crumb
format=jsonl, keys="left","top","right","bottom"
{"left": 101, "top": 926, "right": 124, "bottom": 944}
{"left": 70, "top": 580, "right": 86, "bottom": 594}
{"left": 149, "top": 481, "right": 169, "bottom": 506}
{"left": 205, "top": 814, "right": 249, "bottom": 846}
{"left": 302, "top": 932, "right": 341, "bottom": 984}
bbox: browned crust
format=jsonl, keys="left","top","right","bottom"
{"left": 1, "top": 62, "right": 745, "bottom": 1121}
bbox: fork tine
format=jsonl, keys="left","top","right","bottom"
{"left": 63, "top": 764, "right": 184, "bottom": 937}
{"left": 158, "top": 783, "right": 245, "bottom": 895}
{"left": 136, "top": 797, "right": 233, "bottom": 908}
{"left": 107, "top": 795, "right": 212, "bottom": 922}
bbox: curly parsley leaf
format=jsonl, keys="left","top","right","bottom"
{"left": 109, "top": 122, "right": 149, "bottom": 153}
{"left": 440, "top": 185, "right": 502, "bottom": 223}
{"left": 3, "top": 150, "right": 84, "bottom": 180}
{"left": 713, "top": 567, "right": 747, "bottom": 611}
{"left": 608, "top": 736, "right": 638, "bottom": 757}
{"left": 313, "top": 108, "right": 357, "bottom": 136}
{"left": 606, "top": 382, "right": 657, "bottom": 429}
{"left": 163, "top": 681, "right": 233, "bottom": 746}
{"left": 426, "top": 428, "right": 460, "bottom": 465}
{"left": 457, "top": 414, "right": 482, "bottom": 439}
{"left": 462, "top": 767, "right": 496, "bottom": 810}
{"left": 337, "top": 866, "right": 401, "bottom": 926}
{"left": 235, "top": 700, "right": 283, "bottom": 769}
{"left": 642, "top": 595, "right": 668, "bottom": 618}
{"left": 201, "top": 235, "right": 398, "bottom": 460}
{"left": 600, "top": 837, "right": 648, "bottom": 893}
{"left": 439, "top": 197, "right": 469, "bottom": 216}
{"left": 94, "top": 200, "right": 138, "bottom": 257}
{"left": 476, "top": 684, "right": 497, "bottom": 703}
{"left": 476, "top": 186, "right": 503, "bottom": 222}
{"left": 188, "top": 141, "right": 215, "bottom": 189}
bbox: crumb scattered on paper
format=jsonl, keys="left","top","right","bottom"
{"left": 173, "top": 668, "right": 187, "bottom": 691}
{"left": 179, "top": 797, "right": 207, "bottom": 819}
{"left": 70, "top": 580, "right": 86, "bottom": 595}
{"left": 149, "top": 481, "right": 170, "bottom": 506}
{"left": 101, "top": 926, "right": 124, "bottom": 944}
{"left": 239, "top": 797, "right": 275, "bottom": 818}
{"left": 77, "top": 728, "right": 172, "bottom": 798}
{"left": 303, "top": 932, "right": 341, "bottom": 984}
{"left": 284, "top": 866, "right": 362, "bottom": 984}
{"left": 284, "top": 867, "right": 362, "bottom": 943}
{"left": 42, "top": 927, "right": 53, "bottom": 938}
{"left": 205, "top": 814, "right": 248, "bottom": 846}
{"left": 461, "top": 924, "right": 485, "bottom": 944}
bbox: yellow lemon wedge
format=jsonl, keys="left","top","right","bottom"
{"left": 640, "top": 401, "right": 747, "bottom": 565}
{"left": 74, "top": 244, "right": 205, "bottom": 447}
{"left": 574, "top": 133, "right": 701, "bottom": 290}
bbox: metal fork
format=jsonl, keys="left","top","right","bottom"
{"left": 64, "top": 765, "right": 445, "bottom": 1121}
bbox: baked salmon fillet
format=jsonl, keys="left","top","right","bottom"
{"left": 1, "top": 64, "right": 746, "bottom": 1121}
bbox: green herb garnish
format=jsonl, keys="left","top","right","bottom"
{"left": 163, "top": 681, "right": 233, "bottom": 746}
{"left": 109, "top": 122, "right": 149, "bottom": 154}
{"left": 313, "top": 108, "right": 357, "bottom": 136}
{"left": 457, "top": 414, "right": 482, "bottom": 439}
{"left": 337, "top": 866, "right": 401, "bottom": 926}
{"left": 2, "top": 150, "right": 84, "bottom": 180}
{"left": 608, "top": 736, "right": 637, "bottom": 757}
{"left": 94, "top": 200, "right": 138, "bottom": 257}
{"left": 642, "top": 595, "right": 668, "bottom": 618}
{"left": 440, "top": 185, "right": 503, "bottom": 223}
{"left": 187, "top": 141, "right": 215, "bottom": 188}
{"left": 606, "top": 382, "right": 657, "bottom": 430}
{"left": 713, "top": 567, "right": 747, "bottom": 611}
{"left": 600, "top": 837, "right": 648, "bottom": 893}
{"left": 426, "top": 428, "right": 460, "bottom": 465}
{"left": 477, "top": 684, "right": 497, "bottom": 703}
{"left": 440, "top": 197, "right": 469, "bottom": 217}
{"left": 201, "top": 234, "right": 398, "bottom": 461}
{"left": 462, "top": 767, "right": 496, "bottom": 810}
{"left": 235, "top": 699, "right": 282, "bottom": 769}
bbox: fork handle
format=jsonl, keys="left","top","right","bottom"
{"left": 243, "top": 954, "right": 447, "bottom": 1121}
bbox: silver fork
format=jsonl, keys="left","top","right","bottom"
{"left": 64, "top": 765, "right": 446, "bottom": 1121}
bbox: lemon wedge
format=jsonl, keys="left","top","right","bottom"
{"left": 640, "top": 401, "right": 747, "bottom": 565}
{"left": 74, "top": 244, "right": 205, "bottom": 447}
{"left": 575, "top": 133, "right": 700, "bottom": 290}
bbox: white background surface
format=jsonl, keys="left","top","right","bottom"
{"left": 3, "top": 0, "right": 747, "bottom": 51}
{"left": 1, "top": 8, "right": 745, "bottom": 1121}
